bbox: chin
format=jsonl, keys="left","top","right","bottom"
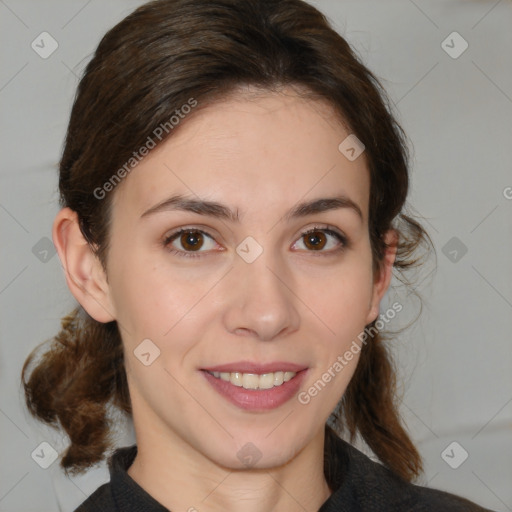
{"left": 204, "top": 435, "right": 300, "bottom": 471}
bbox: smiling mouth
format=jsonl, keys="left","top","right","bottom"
{"left": 201, "top": 368, "right": 309, "bottom": 411}
{"left": 204, "top": 370, "right": 299, "bottom": 390}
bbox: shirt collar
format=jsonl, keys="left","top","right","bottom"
{"left": 110, "top": 445, "right": 170, "bottom": 511}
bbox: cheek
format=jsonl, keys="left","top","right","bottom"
{"left": 294, "top": 260, "right": 373, "bottom": 410}
{"left": 106, "top": 247, "right": 199, "bottom": 341}
{"left": 298, "top": 258, "right": 374, "bottom": 339}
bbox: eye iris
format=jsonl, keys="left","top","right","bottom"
{"left": 304, "top": 231, "right": 326, "bottom": 250}
{"left": 181, "top": 231, "right": 203, "bottom": 251}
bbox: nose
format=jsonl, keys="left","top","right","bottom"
{"left": 222, "top": 248, "right": 300, "bottom": 342}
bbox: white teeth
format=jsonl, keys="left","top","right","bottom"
{"left": 273, "top": 371, "right": 284, "bottom": 386}
{"left": 230, "top": 372, "right": 243, "bottom": 387}
{"left": 259, "top": 373, "right": 275, "bottom": 390}
{"left": 242, "top": 373, "right": 260, "bottom": 389}
{"left": 284, "top": 371, "right": 295, "bottom": 382}
{"left": 208, "top": 370, "right": 297, "bottom": 390}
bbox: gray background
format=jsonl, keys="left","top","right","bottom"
{"left": 1, "top": 0, "right": 511, "bottom": 510}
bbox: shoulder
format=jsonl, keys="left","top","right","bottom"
{"left": 325, "top": 434, "right": 495, "bottom": 511}
{"left": 73, "top": 482, "right": 115, "bottom": 512}
{"left": 73, "top": 445, "right": 138, "bottom": 512}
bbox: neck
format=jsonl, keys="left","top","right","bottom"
{"left": 127, "top": 420, "right": 333, "bottom": 512}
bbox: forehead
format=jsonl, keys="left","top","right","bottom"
{"left": 112, "top": 87, "right": 370, "bottom": 224}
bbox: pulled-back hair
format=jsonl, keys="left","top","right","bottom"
{"left": 22, "top": 0, "right": 433, "bottom": 480}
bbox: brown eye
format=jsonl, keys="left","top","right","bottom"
{"left": 303, "top": 230, "right": 327, "bottom": 250}
{"left": 164, "top": 228, "right": 217, "bottom": 257}
{"left": 178, "top": 230, "right": 204, "bottom": 251}
{"left": 292, "top": 227, "right": 347, "bottom": 255}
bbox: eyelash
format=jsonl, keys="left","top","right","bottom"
{"left": 163, "top": 225, "right": 348, "bottom": 259}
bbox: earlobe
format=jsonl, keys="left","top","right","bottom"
{"left": 52, "top": 207, "right": 116, "bottom": 323}
{"left": 365, "top": 229, "right": 398, "bottom": 325}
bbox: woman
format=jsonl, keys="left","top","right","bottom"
{"left": 22, "top": 0, "right": 494, "bottom": 510}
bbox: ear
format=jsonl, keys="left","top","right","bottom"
{"left": 52, "top": 207, "right": 116, "bottom": 323}
{"left": 365, "top": 229, "right": 398, "bottom": 325}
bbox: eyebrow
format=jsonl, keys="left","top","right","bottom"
{"left": 140, "top": 193, "right": 363, "bottom": 223}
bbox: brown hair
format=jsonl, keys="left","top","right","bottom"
{"left": 22, "top": 0, "right": 434, "bottom": 480}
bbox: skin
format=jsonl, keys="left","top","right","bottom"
{"left": 54, "top": 85, "right": 397, "bottom": 512}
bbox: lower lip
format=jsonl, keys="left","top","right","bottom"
{"left": 201, "top": 369, "right": 309, "bottom": 411}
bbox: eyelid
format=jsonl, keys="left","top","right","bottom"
{"left": 292, "top": 225, "right": 348, "bottom": 254}
{"left": 162, "top": 227, "right": 220, "bottom": 258}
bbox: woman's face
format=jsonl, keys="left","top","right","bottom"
{"left": 102, "top": 87, "right": 390, "bottom": 469}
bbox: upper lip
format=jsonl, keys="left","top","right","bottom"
{"left": 202, "top": 361, "right": 308, "bottom": 374}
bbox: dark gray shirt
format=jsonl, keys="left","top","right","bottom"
{"left": 75, "top": 427, "right": 494, "bottom": 511}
